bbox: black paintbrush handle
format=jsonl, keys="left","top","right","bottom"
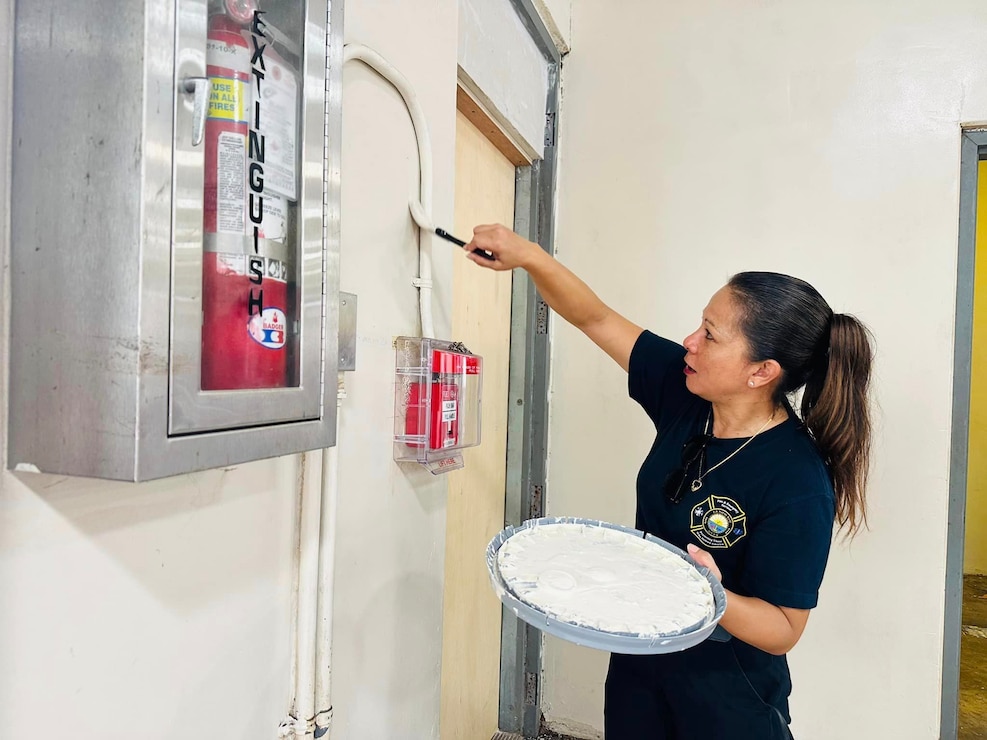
{"left": 435, "top": 228, "right": 496, "bottom": 261}
{"left": 434, "top": 227, "right": 466, "bottom": 247}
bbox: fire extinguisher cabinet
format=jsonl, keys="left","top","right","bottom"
{"left": 7, "top": 0, "right": 344, "bottom": 481}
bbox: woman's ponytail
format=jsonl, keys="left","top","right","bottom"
{"left": 728, "top": 273, "right": 874, "bottom": 536}
{"left": 800, "top": 314, "right": 873, "bottom": 535}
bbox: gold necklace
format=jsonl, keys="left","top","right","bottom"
{"left": 690, "top": 409, "right": 775, "bottom": 493}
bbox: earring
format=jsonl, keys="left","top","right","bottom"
{"left": 748, "top": 381, "right": 755, "bottom": 387}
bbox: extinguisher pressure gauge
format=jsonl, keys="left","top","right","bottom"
{"left": 224, "top": 0, "right": 257, "bottom": 25}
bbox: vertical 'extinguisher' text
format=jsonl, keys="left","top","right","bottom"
{"left": 248, "top": 10, "right": 268, "bottom": 316}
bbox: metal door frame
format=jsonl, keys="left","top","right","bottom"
{"left": 500, "top": 1, "right": 561, "bottom": 736}
{"left": 942, "top": 128, "right": 987, "bottom": 740}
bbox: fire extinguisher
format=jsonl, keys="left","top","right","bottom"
{"left": 405, "top": 350, "right": 471, "bottom": 450}
{"left": 200, "top": 0, "right": 290, "bottom": 391}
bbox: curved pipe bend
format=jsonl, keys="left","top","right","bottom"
{"left": 343, "top": 43, "right": 436, "bottom": 337}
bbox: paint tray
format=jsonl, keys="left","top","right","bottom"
{"left": 486, "top": 516, "right": 727, "bottom": 654}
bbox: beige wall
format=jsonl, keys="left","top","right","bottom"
{"left": 543, "top": 1, "right": 987, "bottom": 738}
{"left": 331, "top": 2, "right": 458, "bottom": 737}
{"left": 0, "top": 1, "right": 457, "bottom": 739}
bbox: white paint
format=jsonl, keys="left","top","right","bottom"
{"left": 498, "top": 523, "right": 712, "bottom": 635}
{"left": 543, "top": 1, "right": 987, "bottom": 738}
{"left": 0, "top": 2, "right": 458, "bottom": 740}
{"left": 458, "top": 0, "right": 549, "bottom": 160}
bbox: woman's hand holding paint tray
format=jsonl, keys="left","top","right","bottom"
{"left": 687, "top": 543, "right": 722, "bottom": 583}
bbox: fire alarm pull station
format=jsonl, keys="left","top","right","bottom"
{"left": 7, "top": 0, "right": 345, "bottom": 481}
{"left": 394, "top": 337, "right": 483, "bottom": 475}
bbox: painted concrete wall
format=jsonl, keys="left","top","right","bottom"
{"left": 543, "top": 1, "right": 987, "bottom": 738}
{"left": 0, "top": 2, "right": 456, "bottom": 740}
{"left": 331, "top": 1, "right": 457, "bottom": 737}
{"left": 459, "top": 0, "right": 549, "bottom": 160}
{"left": 965, "top": 161, "right": 987, "bottom": 576}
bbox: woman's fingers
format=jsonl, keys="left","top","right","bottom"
{"left": 465, "top": 224, "right": 520, "bottom": 270}
{"left": 465, "top": 223, "right": 527, "bottom": 271}
{"left": 687, "top": 543, "right": 722, "bottom": 582}
{"left": 465, "top": 248, "right": 505, "bottom": 270}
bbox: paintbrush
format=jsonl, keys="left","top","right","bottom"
{"left": 409, "top": 200, "right": 496, "bottom": 261}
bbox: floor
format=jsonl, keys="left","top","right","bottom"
{"left": 961, "top": 574, "right": 987, "bottom": 739}
{"left": 491, "top": 724, "right": 586, "bottom": 740}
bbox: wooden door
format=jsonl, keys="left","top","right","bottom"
{"left": 439, "top": 105, "right": 517, "bottom": 739}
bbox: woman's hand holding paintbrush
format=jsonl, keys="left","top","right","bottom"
{"left": 407, "top": 200, "right": 542, "bottom": 270}
{"left": 408, "top": 199, "right": 497, "bottom": 261}
{"left": 463, "top": 224, "right": 543, "bottom": 272}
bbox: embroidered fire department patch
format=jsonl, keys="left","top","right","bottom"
{"left": 690, "top": 495, "right": 747, "bottom": 549}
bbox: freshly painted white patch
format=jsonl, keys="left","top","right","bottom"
{"left": 458, "top": 0, "right": 549, "bottom": 159}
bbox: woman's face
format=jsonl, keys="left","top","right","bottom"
{"left": 682, "top": 287, "right": 763, "bottom": 402}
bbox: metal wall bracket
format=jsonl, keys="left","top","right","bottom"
{"left": 339, "top": 292, "right": 357, "bottom": 371}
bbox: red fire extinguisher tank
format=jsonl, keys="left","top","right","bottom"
{"left": 200, "top": 7, "right": 290, "bottom": 391}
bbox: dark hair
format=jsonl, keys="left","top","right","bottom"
{"left": 727, "top": 272, "right": 873, "bottom": 535}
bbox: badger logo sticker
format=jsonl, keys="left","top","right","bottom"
{"left": 248, "top": 307, "right": 286, "bottom": 349}
{"left": 690, "top": 495, "right": 747, "bottom": 549}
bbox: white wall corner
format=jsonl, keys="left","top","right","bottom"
{"left": 532, "top": 0, "right": 571, "bottom": 55}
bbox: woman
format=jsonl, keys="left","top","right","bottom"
{"left": 465, "top": 224, "right": 873, "bottom": 740}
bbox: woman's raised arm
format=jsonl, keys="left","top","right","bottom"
{"left": 466, "top": 224, "right": 643, "bottom": 371}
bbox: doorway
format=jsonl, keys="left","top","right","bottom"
{"left": 946, "top": 130, "right": 987, "bottom": 740}
{"left": 439, "top": 3, "right": 561, "bottom": 736}
{"left": 959, "top": 154, "right": 987, "bottom": 739}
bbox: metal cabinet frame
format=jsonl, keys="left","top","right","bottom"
{"left": 7, "top": 0, "right": 344, "bottom": 481}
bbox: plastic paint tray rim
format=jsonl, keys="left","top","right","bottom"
{"left": 486, "top": 516, "right": 728, "bottom": 655}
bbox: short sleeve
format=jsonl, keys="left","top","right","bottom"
{"left": 628, "top": 330, "right": 691, "bottom": 426}
{"left": 738, "top": 493, "right": 836, "bottom": 609}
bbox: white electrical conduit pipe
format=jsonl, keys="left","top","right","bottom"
{"left": 283, "top": 42, "right": 437, "bottom": 740}
{"left": 280, "top": 379, "right": 344, "bottom": 740}
{"left": 342, "top": 42, "right": 437, "bottom": 338}
{"left": 314, "top": 378, "right": 345, "bottom": 738}
{"left": 280, "top": 445, "right": 324, "bottom": 739}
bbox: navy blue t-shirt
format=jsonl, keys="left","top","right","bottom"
{"left": 628, "top": 330, "right": 836, "bottom": 720}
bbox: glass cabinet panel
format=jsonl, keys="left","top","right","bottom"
{"left": 170, "top": 0, "right": 328, "bottom": 434}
